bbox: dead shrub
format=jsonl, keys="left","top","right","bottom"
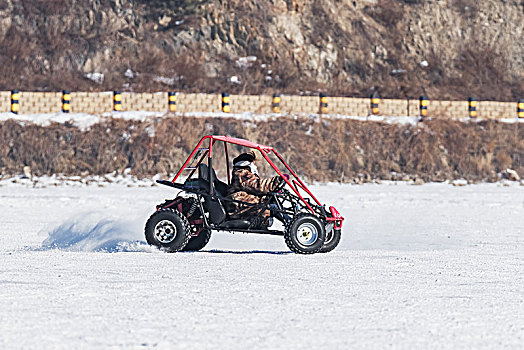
{"left": 1, "top": 117, "right": 522, "bottom": 183}
{"left": 365, "top": 0, "right": 405, "bottom": 27}
{"left": 397, "top": 0, "right": 423, "bottom": 4}
{"left": 452, "top": 0, "right": 479, "bottom": 19}
{"left": 442, "top": 42, "right": 520, "bottom": 101}
{"left": 495, "top": 150, "right": 512, "bottom": 172}
{"left": 22, "top": 0, "right": 72, "bottom": 16}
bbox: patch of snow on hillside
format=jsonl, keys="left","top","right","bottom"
{"left": 1, "top": 111, "right": 522, "bottom": 131}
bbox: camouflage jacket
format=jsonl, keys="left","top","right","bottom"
{"left": 226, "top": 168, "right": 281, "bottom": 197}
{"left": 225, "top": 167, "right": 281, "bottom": 218}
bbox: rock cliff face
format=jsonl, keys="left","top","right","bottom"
{"left": 0, "top": 0, "right": 523, "bottom": 100}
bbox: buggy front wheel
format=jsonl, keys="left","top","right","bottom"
{"left": 285, "top": 214, "right": 326, "bottom": 254}
{"left": 319, "top": 228, "right": 341, "bottom": 253}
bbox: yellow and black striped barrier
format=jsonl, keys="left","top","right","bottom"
{"left": 419, "top": 95, "right": 428, "bottom": 118}
{"left": 168, "top": 92, "right": 176, "bottom": 112}
{"left": 518, "top": 99, "right": 524, "bottom": 119}
{"left": 11, "top": 90, "right": 19, "bottom": 114}
{"left": 319, "top": 93, "right": 328, "bottom": 114}
{"left": 468, "top": 97, "right": 477, "bottom": 118}
{"left": 113, "top": 91, "right": 122, "bottom": 111}
{"left": 370, "top": 92, "right": 380, "bottom": 115}
{"left": 221, "top": 92, "right": 230, "bottom": 113}
{"left": 272, "top": 93, "right": 281, "bottom": 113}
{"left": 62, "top": 90, "right": 71, "bottom": 113}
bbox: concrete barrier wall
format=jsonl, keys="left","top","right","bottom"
{"left": 229, "top": 94, "right": 274, "bottom": 114}
{"left": 19, "top": 92, "right": 62, "bottom": 114}
{"left": 1, "top": 91, "right": 521, "bottom": 119}
{"left": 177, "top": 93, "right": 221, "bottom": 113}
{"left": 120, "top": 92, "right": 167, "bottom": 113}
{"left": 328, "top": 97, "right": 367, "bottom": 115}
{"left": 477, "top": 101, "right": 516, "bottom": 119}
{"left": 69, "top": 92, "right": 113, "bottom": 114}
{"left": 0, "top": 91, "right": 10, "bottom": 112}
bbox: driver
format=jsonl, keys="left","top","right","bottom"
{"left": 225, "top": 151, "right": 284, "bottom": 227}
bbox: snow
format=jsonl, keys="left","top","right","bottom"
{"left": 451, "top": 178, "right": 468, "bottom": 187}
{"left": 236, "top": 56, "right": 257, "bottom": 68}
{"left": 0, "top": 111, "right": 164, "bottom": 130}
{"left": 391, "top": 68, "right": 407, "bottom": 75}
{"left": 0, "top": 181, "right": 522, "bottom": 348}
{"left": 124, "top": 69, "right": 135, "bottom": 79}
{"left": 230, "top": 75, "right": 241, "bottom": 84}
{"left": 153, "top": 76, "right": 178, "bottom": 86}
{"left": 1, "top": 111, "right": 523, "bottom": 131}
{"left": 85, "top": 72, "right": 104, "bottom": 84}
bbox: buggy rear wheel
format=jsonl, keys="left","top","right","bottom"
{"left": 145, "top": 209, "right": 191, "bottom": 252}
{"left": 285, "top": 214, "right": 326, "bottom": 254}
{"left": 181, "top": 229, "right": 212, "bottom": 251}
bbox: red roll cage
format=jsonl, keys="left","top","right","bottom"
{"left": 170, "top": 135, "right": 344, "bottom": 229}
{"left": 171, "top": 135, "right": 322, "bottom": 213}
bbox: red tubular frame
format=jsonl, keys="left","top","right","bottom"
{"left": 224, "top": 143, "right": 230, "bottom": 184}
{"left": 172, "top": 136, "right": 212, "bottom": 183}
{"left": 274, "top": 152, "right": 321, "bottom": 206}
{"left": 170, "top": 135, "right": 344, "bottom": 224}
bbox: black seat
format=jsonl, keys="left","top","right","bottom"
{"left": 221, "top": 220, "right": 251, "bottom": 229}
{"left": 197, "top": 164, "right": 257, "bottom": 229}
{"left": 198, "top": 164, "right": 228, "bottom": 197}
{"left": 198, "top": 164, "right": 227, "bottom": 224}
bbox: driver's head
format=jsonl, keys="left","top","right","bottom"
{"left": 233, "top": 151, "right": 259, "bottom": 175}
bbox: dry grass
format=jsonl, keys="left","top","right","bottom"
{"left": 0, "top": 117, "right": 522, "bottom": 183}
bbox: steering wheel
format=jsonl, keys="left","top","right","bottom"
{"left": 273, "top": 176, "right": 288, "bottom": 194}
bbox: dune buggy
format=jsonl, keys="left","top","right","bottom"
{"left": 145, "top": 135, "right": 344, "bottom": 254}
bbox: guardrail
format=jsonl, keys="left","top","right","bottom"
{"left": 1, "top": 91, "right": 522, "bottom": 119}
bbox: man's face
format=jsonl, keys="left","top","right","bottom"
{"left": 250, "top": 162, "right": 259, "bottom": 176}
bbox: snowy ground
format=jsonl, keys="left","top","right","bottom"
{"left": 1, "top": 111, "right": 523, "bottom": 131}
{"left": 0, "top": 181, "right": 522, "bottom": 349}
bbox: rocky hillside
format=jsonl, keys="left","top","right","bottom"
{"left": 0, "top": 0, "right": 523, "bottom": 100}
